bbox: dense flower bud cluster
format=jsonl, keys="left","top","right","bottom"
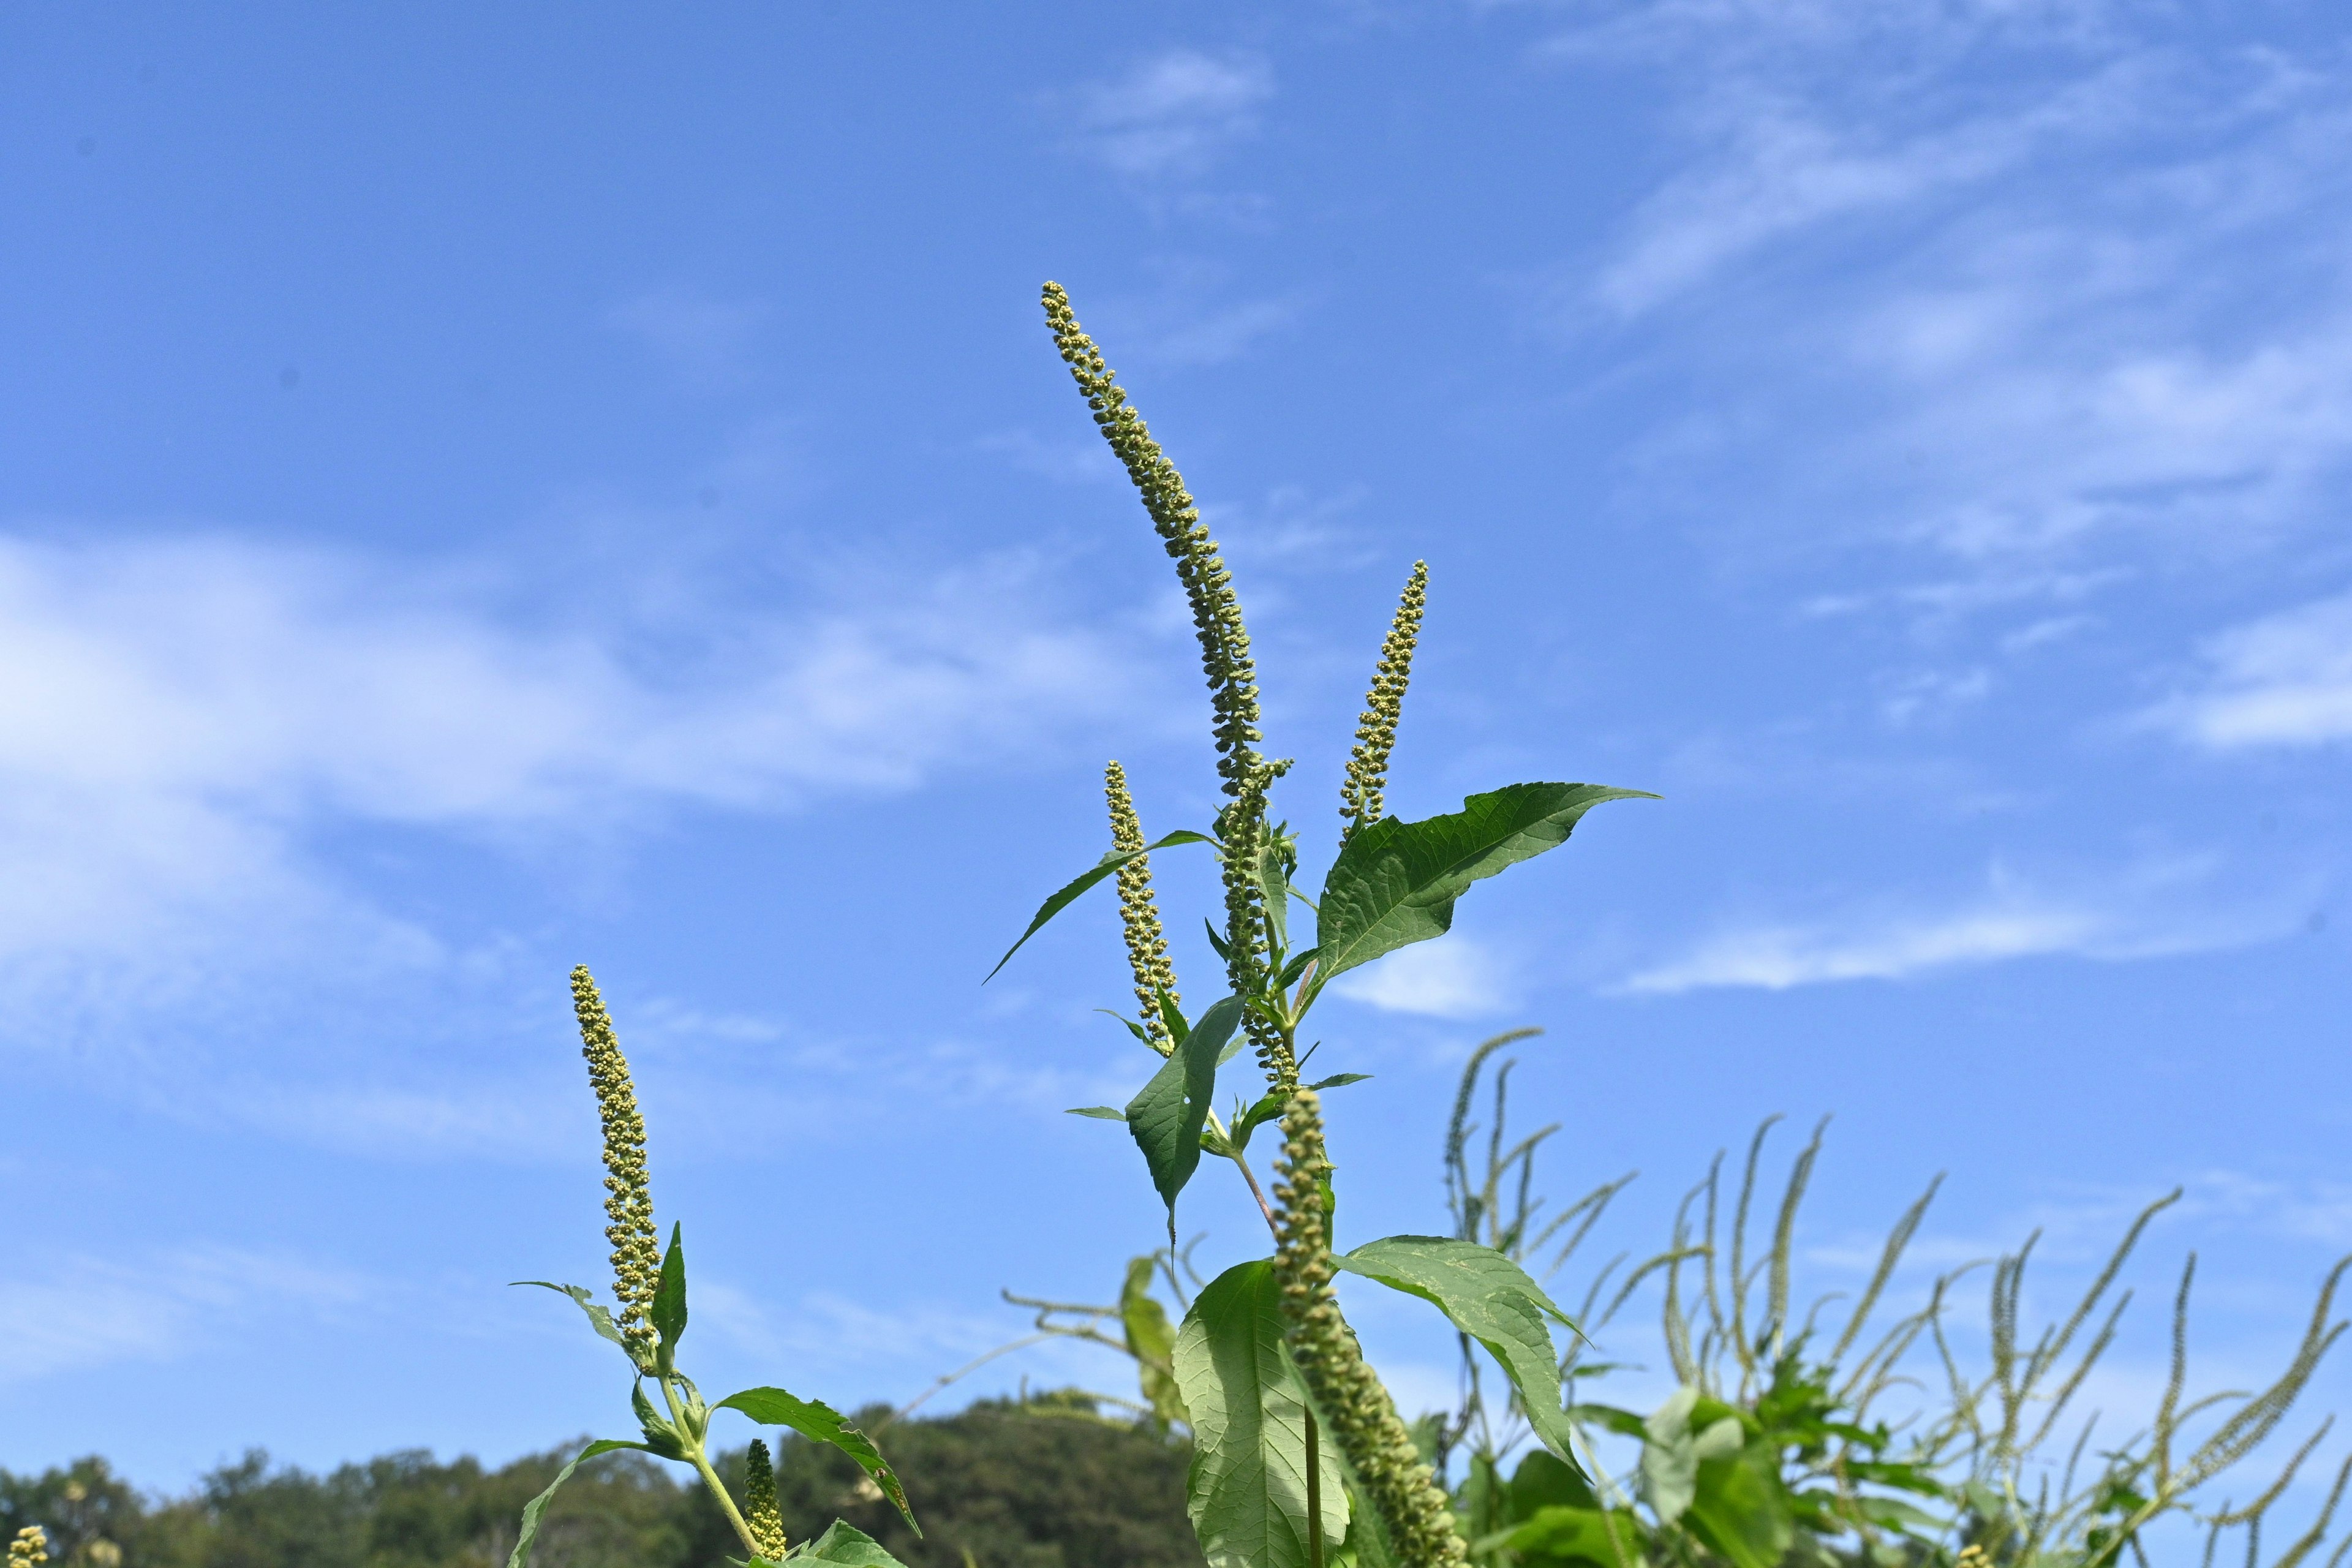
{"left": 8, "top": 1528, "right": 46, "bottom": 1568}
{"left": 1272, "top": 1092, "right": 1468, "bottom": 1568}
{"left": 1041, "top": 283, "right": 1262, "bottom": 798}
{"left": 1104, "top": 761, "right": 1181, "bottom": 1055}
{"left": 744, "top": 1438, "right": 789, "bottom": 1561}
{"left": 571, "top": 965, "right": 663, "bottom": 1357}
{"left": 1339, "top": 562, "right": 1428, "bottom": 846}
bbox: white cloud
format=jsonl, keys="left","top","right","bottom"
{"left": 1332, "top": 936, "right": 1510, "bottom": 1017}
{"left": 1620, "top": 860, "right": 2294, "bottom": 993}
{"left": 0, "top": 1246, "right": 373, "bottom": 1384}
{"left": 2155, "top": 591, "right": 2352, "bottom": 750}
{"left": 1071, "top": 50, "right": 1274, "bottom": 179}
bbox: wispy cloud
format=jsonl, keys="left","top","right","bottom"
{"left": 1333, "top": 936, "right": 1511, "bottom": 1018}
{"left": 0, "top": 1246, "right": 375, "bottom": 1385}
{"left": 1619, "top": 859, "right": 2297, "bottom": 993}
{"left": 2153, "top": 590, "right": 2352, "bottom": 750}
{"left": 1069, "top": 49, "right": 1275, "bottom": 180}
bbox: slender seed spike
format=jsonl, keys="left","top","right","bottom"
{"left": 7, "top": 1529, "right": 46, "bottom": 1568}
{"left": 1340, "top": 563, "right": 1427, "bottom": 848}
{"left": 1106, "top": 761, "right": 1181, "bottom": 1055}
{"left": 744, "top": 1438, "right": 790, "bottom": 1561}
{"left": 571, "top": 965, "right": 663, "bottom": 1358}
{"left": 1041, "top": 282, "right": 1264, "bottom": 797}
{"left": 1272, "top": 1091, "right": 1468, "bottom": 1568}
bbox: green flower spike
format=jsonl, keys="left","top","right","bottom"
{"left": 571, "top": 965, "right": 663, "bottom": 1359}
{"left": 1273, "top": 1091, "right": 1468, "bottom": 1568}
{"left": 1106, "top": 761, "right": 1182, "bottom": 1056}
{"left": 745, "top": 1438, "right": 789, "bottom": 1561}
{"left": 1339, "top": 562, "right": 1427, "bottom": 847}
{"left": 8, "top": 1528, "right": 47, "bottom": 1568}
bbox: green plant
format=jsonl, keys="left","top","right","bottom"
{"left": 505, "top": 967, "right": 924, "bottom": 1568}
{"left": 987, "top": 282, "right": 1656, "bottom": 1568}
{"left": 1432, "top": 1039, "right": 2352, "bottom": 1568}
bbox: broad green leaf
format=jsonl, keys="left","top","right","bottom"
{"left": 1313, "top": 783, "right": 1655, "bottom": 982}
{"left": 1066, "top": 1106, "right": 1128, "bottom": 1121}
{"left": 652, "top": 1223, "right": 687, "bottom": 1358}
{"left": 1126, "top": 995, "right": 1243, "bottom": 1226}
{"left": 1638, "top": 1387, "right": 1744, "bottom": 1526}
{"left": 715, "top": 1386, "right": 919, "bottom": 1533}
{"left": 514, "top": 1281, "right": 646, "bottom": 1368}
{"left": 1333, "top": 1235, "right": 1586, "bottom": 1474}
{"left": 986, "top": 831, "right": 1216, "bottom": 981}
{"left": 1121, "top": 1255, "right": 1189, "bottom": 1428}
{"left": 507, "top": 1438, "right": 647, "bottom": 1568}
{"left": 1472, "top": 1506, "right": 1644, "bottom": 1568}
{"left": 794, "top": 1521, "right": 913, "bottom": 1568}
{"left": 1506, "top": 1449, "right": 1601, "bottom": 1519}
{"left": 1684, "top": 1436, "right": 1795, "bottom": 1568}
{"left": 1173, "top": 1259, "right": 1348, "bottom": 1568}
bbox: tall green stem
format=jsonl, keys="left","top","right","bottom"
{"left": 662, "top": 1372, "right": 760, "bottom": 1558}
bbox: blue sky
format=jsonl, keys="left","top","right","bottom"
{"left": 7, "top": 0, "right": 2352, "bottom": 1512}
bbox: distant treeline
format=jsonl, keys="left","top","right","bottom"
{"left": 1, "top": 1396, "right": 1202, "bottom": 1568}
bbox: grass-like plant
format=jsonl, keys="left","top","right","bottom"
{"left": 505, "top": 968, "right": 924, "bottom": 1568}
{"left": 1433, "top": 1038, "right": 2352, "bottom": 1567}
{"left": 984, "top": 283, "right": 1654, "bottom": 1568}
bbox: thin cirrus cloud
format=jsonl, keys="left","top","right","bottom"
{"left": 1618, "top": 861, "right": 2299, "bottom": 995}
{"left": 1332, "top": 936, "right": 1511, "bottom": 1019}
{"left": 2154, "top": 591, "right": 2352, "bottom": 750}
{"left": 1069, "top": 48, "right": 1273, "bottom": 180}
{"left": 0, "top": 529, "right": 1144, "bottom": 981}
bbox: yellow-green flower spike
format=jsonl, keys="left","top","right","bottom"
{"left": 1220, "top": 758, "right": 1297, "bottom": 1089}
{"left": 745, "top": 1438, "right": 789, "bottom": 1561}
{"left": 571, "top": 965, "right": 662, "bottom": 1357}
{"left": 1273, "top": 1091, "right": 1467, "bottom": 1568}
{"left": 1041, "top": 282, "right": 1264, "bottom": 798}
{"left": 1106, "top": 762, "right": 1182, "bottom": 1056}
{"left": 7, "top": 1527, "right": 46, "bottom": 1568}
{"left": 1340, "top": 562, "right": 1427, "bottom": 848}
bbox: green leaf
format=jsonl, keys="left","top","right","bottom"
{"left": 1229, "top": 1092, "right": 1288, "bottom": 1153}
{"left": 652, "top": 1223, "right": 687, "bottom": 1359}
{"left": 986, "top": 831, "right": 1216, "bottom": 982}
{"left": 1308, "top": 1073, "right": 1373, "bottom": 1091}
{"left": 1684, "top": 1435, "right": 1795, "bottom": 1568}
{"left": 1172, "top": 1259, "right": 1348, "bottom": 1568}
{"left": 1313, "top": 783, "right": 1656, "bottom": 983}
{"left": 1204, "top": 917, "right": 1232, "bottom": 964}
{"left": 1155, "top": 986, "right": 1191, "bottom": 1045}
{"left": 631, "top": 1379, "right": 688, "bottom": 1460}
{"left": 507, "top": 1439, "right": 649, "bottom": 1567}
{"left": 1333, "top": 1235, "right": 1586, "bottom": 1474}
{"left": 1258, "top": 838, "right": 1291, "bottom": 954}
{"left": 1506, "top": 1449, "right": 1600, "bottom": 1519}
{"left": 1275, "top": 946, "right": 1321, "bottom": 990}
{"left": 514, "top": 1281, "right": 646, "bottom": 1368}
{"left": 1474, "top": 1506, "right": 1644, "bottom": 1568}
{"left": 1125, "top": 995, "right": 1244, "bottom": 1225}
{"left": 1095, "top": 1009, "right": 1155, "bottom": 1047}
{"left": 1121, "top": 1255, "right": 1189, "bottom": 1429}
{"left": 1066, "top": 1106, "right": 1128, "bottom": 1121}
{"left": 793, "top": 1520, "right": 913, "bottom": 1568}
{"left": 1638, "top": 1387, "right": 1744, "bottom": 1527}
{"left": 715, "top": 1386, "right": 919, "bottom": 1534}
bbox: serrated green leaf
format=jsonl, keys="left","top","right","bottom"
{"left": 715, "top": 1386, "right": 919, "bottom": 1534}
{"left": 507, "top": 1439, "right": 650, "bottom": 1567}
{"left": 792, "top": 1520, "right": 913, "bottom": 1568}
{"left": 1066, "top": 1106, "right": 1128, "bottom": 1121}
{"left": 1308, "top": 1073, "right": 1373, "bottom": 1091}
{"left": 1172, "top": 1259, "right": 1347, "bottom": 1568}
{"left": 1334, "top": 1235, "right": 1586, "bottom": 1475}
{"left": 986, "top": 831, "right": 1216, "bottom": 982}
{"left": 1313, "top": 783, "right": 1654, "bottom": 983}
{"left": 1126, "top": 995, "right": 1243, "bottom": 1226}
{"left": 652, "top": 1223, "right": 687, "bottom": 1358}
